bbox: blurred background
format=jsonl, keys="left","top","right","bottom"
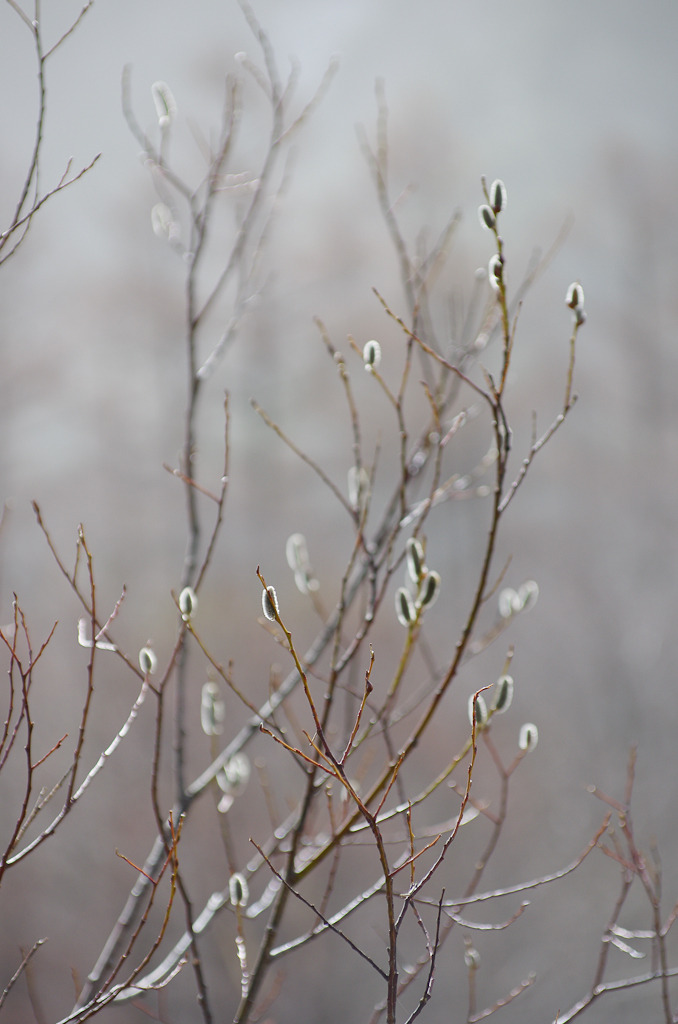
{"left": 2, "top": 1, "right": 678, "bottom": 1021}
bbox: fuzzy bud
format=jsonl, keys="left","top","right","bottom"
{"left": 489, "top": 179, "right": 507, "bottom": 214}
{"left": 492, "top": 674, "right": 514, "bottom": 713}
{"left": 229, "top": 872, "right": 249, "bottom": 908}
{"left": 286, "top": 533, "right": 310, "bottom": 573}
{"left": 151, "top": 202, "right": 173, "bottom": 240}
{"left": 468, "top": 693, "right": 488, "bottom": 728}
{"left": 488, "top": 253, "right": 503, "bottom": 291}
{"left": 286, "top": 534, "right": 318, "bottom": 595}
{"left": 418, "top": 570, "right": 441, "bottom": 610}
{"left": 262, "top": 585, "right": 279, "bottom": 622}
{"left": 405, "top": 537, "right": 425, "bottom": 583}
{"left": 348, "top": 465, "right": 370, "bottom": 510}
{"left": 519, "top": 722, "right": 539, "bottom": 752}
{"left": 565, "top": 281, "right": 585, "bottom": 311}
{"left": 151, "top": 81, "right": 177, "bottom": 129}
{"left": 179, "top": 586, "right": 197, "bottom": 621}
{"left": 464, "top": 945, "right": 481, "bottom": 970}
{"left": 295, "top": 570, "right": 319, "bottom": 595}
{"left": 217, "top": 753, "right": 251, "bottom": 796}
{"left": 518, "top": 579, "right": 539, "bottom": 612}
{"left": 478, "top": 204, "right": 496, "bottom": 231}
{"left": 138, "top": 646, "right": 157, "bottom": 676}
{"left": 200, "top": 681, "right": 225, "bottom": 736}
{"left": 498, "top": 587, "right": 521, "bottom": 619}
{"left": 395, "top": 587, "right": 416, "bottom": 627}
{"left": 363, "top": 339, "right": 382, "bottom": 371}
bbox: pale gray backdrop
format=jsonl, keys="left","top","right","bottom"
{"left": 1, "top": 1, "right": 678, "bottom": 1022}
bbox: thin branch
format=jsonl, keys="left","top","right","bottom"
{"left": 0, "top": 938, "right": 47, "bottom": 1012}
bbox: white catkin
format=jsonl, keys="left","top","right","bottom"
{"left": 347, "top": 465, "right": 370, "bottom": 509}
{"left": 418, "top": 570, "right": 441, "bottom": 609}
{"left": 489, "top": 178, "right": 507, "bottom": 214}
{"left": 406, "top": 537, "right": 425, "bottom": 583}
{"left": 217, "top": 753, "right": 251, "bottom": 796}
{"left": 200, "top": 682, "right": 225, "bottom": 736}
{"left": 151, "top": 81, "right": 177, "bottom": 127}
{"left": 493, "top": 675, "right": 514, "bottom": 713}
{"left": 488, "top": 254, "right": 503, "bottom": 291}
{"left": 395, "top": 587, "right": 415, "bottom": 626}
{"left": 262, "top": 586, "right": 279, "bottom": 621}
{"left": 468, "top": 693, "right": 488, "bottom": 728}
{"left": 519, "top": 722, "right": 539, "bottom": 752}
{"left": 362, "top": 339, "right": 381, "bottom": 370}
{"left": 518, "top": 579, "right": 539, "bottom": 611}
{"left": 286, "top": 533, "right": 309, "bottom": 573}
{"left": 179, "top": 586, "right": 197, "bottom": 620}
{"left": 478, "top": 204, "right": 496, "bottom": 231}
{"left": 229, "top": 873, "right": 249, "bottom": 907}
{"left": 566, "top": 281, "right": 585, "bottom": 311}
{"left": 498, "top": 587, "right": 521, "bottom": 619}
{"left": 138, "top": 646, "right": 157, "bottom": 676}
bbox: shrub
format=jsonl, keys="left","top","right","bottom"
{"left": 1, "top": 4, "right": 676, "bottom": 1024}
